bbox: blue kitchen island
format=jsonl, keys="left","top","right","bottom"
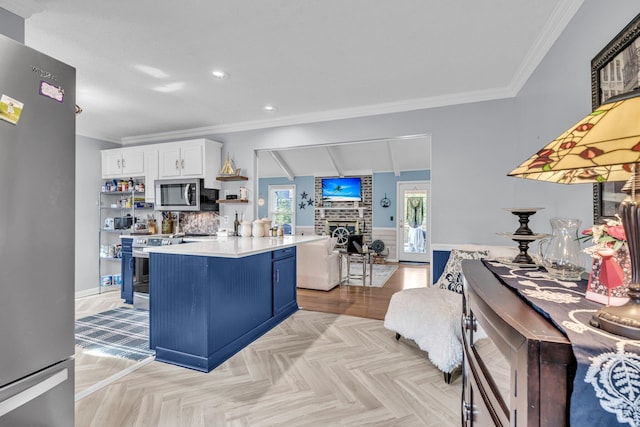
{"left": 145, "top": 235, "right": 324, "bottom": 372}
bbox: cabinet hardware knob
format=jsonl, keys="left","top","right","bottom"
{"left": 463, "top": 314, "right": 477, "bottom": 331}
{"left": 175, "top": 159, "right": 179, "bottom": 170}
{"left": 462, "top": 401, "right": 474, "bottom": 422}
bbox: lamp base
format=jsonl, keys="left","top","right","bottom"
{"left": 590, "top": 297, "right": 640, "bottom": 339}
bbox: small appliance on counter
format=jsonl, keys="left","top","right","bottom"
{"left": 114, "top": 215, "right": 134, "bottom": 230}
{"left": 104, "top": 217, "right": 115, "bottom": 230}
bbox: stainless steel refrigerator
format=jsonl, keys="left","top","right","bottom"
{"left": 0, "top": 34, "right": 75, "bottom": 425}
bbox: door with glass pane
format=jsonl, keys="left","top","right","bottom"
{"left": 396, "top": 181, "right": 429, "bottom": 262}
{"left": 268, "top": 185, "right": 296, "bottom": 235}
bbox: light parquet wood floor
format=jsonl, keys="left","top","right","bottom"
{"left": 75, "top": 263, "right": 461, "bottom": 426}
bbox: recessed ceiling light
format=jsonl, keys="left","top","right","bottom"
{"left": 264, "top": 105, "right": 277, "bottom": 111}
{"left": 211, "top": 70, "right": 229, "bottom": 79}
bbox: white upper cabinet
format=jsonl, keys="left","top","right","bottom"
{"left": 101, "top": 148, "right": 145, "bottom": 178}
{"left": 101, "top": 139, "right": 221, "bottom": 192}
{"left": 157, "top": 139, "right": 221, "bottom": 189}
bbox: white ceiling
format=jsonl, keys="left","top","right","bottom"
{"left": 1, "top": 0, "right": 583, "bottom": 146}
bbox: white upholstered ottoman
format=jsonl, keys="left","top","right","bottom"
{"left": 384, "top": 287, "right": 462, "bottom": 383}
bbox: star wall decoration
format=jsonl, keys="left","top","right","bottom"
{"left": 299, "top": 202, "right": 306, "bottom": 210}
{"left": 300, "top": 191, "right": 308, "bottom": 200}
{"left": 307, "top": 198, "right": 314, "bottom": 206}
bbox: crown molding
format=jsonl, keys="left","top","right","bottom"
{"left": 510, "top": 0, "right": 584, "bottom": 93}
{"left": 0, "top": 0, "right": 43, "bottom": 18}
{"left": 121, "top": 86, "right": 516, "bottom": 145}
{"left": 76, "top": 127, "right": 122, "bottom": 145}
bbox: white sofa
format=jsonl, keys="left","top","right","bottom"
{"left": 296, "top": 237, "right": 341, "bottom": 291}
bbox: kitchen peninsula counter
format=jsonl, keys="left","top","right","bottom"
{"left": 146, "top": 234, "right": 326, "bottom": 373}
{"left": 144, "top": 234, "right": 325, "bottom": 257}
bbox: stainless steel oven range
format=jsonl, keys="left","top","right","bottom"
{"left": 131, "top": 235, "right": 183, "bottom": 310}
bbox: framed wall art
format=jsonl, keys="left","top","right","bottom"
{"left": 592, "top": 13, "right": 640, "bottom": 222}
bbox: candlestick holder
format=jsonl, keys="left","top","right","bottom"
{"left": 497, "top": 208, "right": 547, "bottom": 266}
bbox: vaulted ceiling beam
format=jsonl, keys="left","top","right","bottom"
{"left": 269, "top": 150, "right": 295, "bottom": 181}
{"left": 325, "top": 146, "right": 344, "bottom": 177}
{"left": 387, "top": 141, "right": 400, "bottom": 176}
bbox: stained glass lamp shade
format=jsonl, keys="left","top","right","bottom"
{"left": 509, "top": 88, "right": 640, "bottom": 339}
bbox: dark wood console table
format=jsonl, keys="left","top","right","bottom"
{"left": 461, "top": 260, "right": 575, "bottom": 426}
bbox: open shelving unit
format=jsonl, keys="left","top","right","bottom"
{"left": 216, "top": 175, "right": 248, "bottom": 181}
{"left": 98, "top": 189, "right": 152, "bottom": 294}
{"left": 217, "top": 199, "right": 249, "bottom": 204}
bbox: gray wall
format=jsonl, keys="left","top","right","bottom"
{"left": 0, "top": 8, "right": 24, "bottom": 43}
{"left": 75, "top": 135, "right": 119, "bottom": 295}
{"left": 195, "top": 1, "right": 640, "bottom": 247}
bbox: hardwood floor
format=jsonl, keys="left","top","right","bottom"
{"left": 297, "top": 262, "right": 429, "bottom": 320}
{"left": 74, "top": 262, "right": 463, "bottom": 426}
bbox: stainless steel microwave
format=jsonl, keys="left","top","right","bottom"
{"left": 154, "top": 178, "right": 219, "bottom": 211}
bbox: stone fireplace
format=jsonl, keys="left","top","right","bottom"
{"left": 314, "top": 175, "right": 372, "bottom": 243}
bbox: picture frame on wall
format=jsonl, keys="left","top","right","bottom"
{"left": 592, "top": 13, "right": 640, "bottom": 222}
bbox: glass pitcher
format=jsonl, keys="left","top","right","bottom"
{"left": 537, "top": 218, "right": 585, "bottom": 281}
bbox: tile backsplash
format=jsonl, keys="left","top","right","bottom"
{"left": 179, "top": 212, "right": 220, "bottom": 235}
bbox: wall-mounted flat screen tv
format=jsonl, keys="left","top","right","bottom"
{"left": 321, "top": 177, "right": 361, "bottom": 201}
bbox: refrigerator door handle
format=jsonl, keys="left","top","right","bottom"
{"left": 0, "top": 368, "right": 68, "bottom": 417}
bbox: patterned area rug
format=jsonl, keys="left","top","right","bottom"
{"left": 342, "top": 263, "right": 398, "bottom": 287}
{"left": 75, "top": 307, "right": 154, "bottom": 361}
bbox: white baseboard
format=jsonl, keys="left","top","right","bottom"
{"left": 75, "top": 287, "right": 105, "bottom": 298}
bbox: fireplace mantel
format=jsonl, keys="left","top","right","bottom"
{"left": 316, "top": 207, "right": 366, "bottom": 218}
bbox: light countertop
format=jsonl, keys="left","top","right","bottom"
{"left": 144, "top": 235, "right": 326, "bottom": 258}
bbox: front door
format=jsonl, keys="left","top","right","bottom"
{"left": 396, "top": 181, "right": 429, "bottom": 262}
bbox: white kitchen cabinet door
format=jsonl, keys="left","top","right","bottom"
{"left": 102, "top": 150, "right": 124, "bottom": 178}
{"left": 158, "top": 141, "right": 204, "bottom": 178}
{"left": 121, "top": 150, "right": 144, "bottom": 176}
{"left": 101, "top": 148, "right": 145, "bottom": 178}
{"left": 159, "top": 145, "right": 183, "bottom": 178}
{"left": 179, "top": 143, "right": 204, "bottom": 177}
{"left": 155, "top": 139, "right": 221, "bottom": 188}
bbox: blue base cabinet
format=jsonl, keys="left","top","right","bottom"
{"left": 149, "top": 248, "right": 298, "bottom": 372}
{"left": 273, "top": 247, "right": 296, "bottom": 315}
{"left": 120, "top": 237, "right": 134, "bottom": 304}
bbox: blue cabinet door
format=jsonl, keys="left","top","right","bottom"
{"left": 273, "top": 255, "right": 296, "bottom": 315}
